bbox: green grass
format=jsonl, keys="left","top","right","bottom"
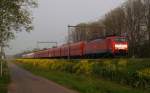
{"left": 0, "top": 76, "right": 9, "bottom": 93}
{"left": 0, "top": 61, "right": 10, "bottom": 93}
{"left": 19, "top": 63, "right": 149, "bottom": 93}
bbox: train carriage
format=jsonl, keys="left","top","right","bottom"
{"left": 70, "top": 41, "right": 85, "bottom": 58}
{"left": 61, "top": 45, "right": 69, "bottom": 57}
{"left": 52, "top": 47, "right": 61, "bottom": 58}
{"left": 34, "top": 50, "right": 49, "bottom": 58}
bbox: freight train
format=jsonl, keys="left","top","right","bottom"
{"left": 22, "top": 36, "right": 128, "bottom": 59}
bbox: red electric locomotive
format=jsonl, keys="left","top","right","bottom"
{"left": 85, "top": 36, "right": 128, "bottom": 57}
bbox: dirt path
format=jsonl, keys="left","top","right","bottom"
{"left": 8, "top": 62, "right": 78, "bottom": 93}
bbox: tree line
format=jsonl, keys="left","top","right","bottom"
{"left": 70, "top": 0, "right": 150, "bottom": 58}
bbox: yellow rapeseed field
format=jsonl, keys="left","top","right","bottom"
{"left": 15, "top": 58, "right": 150, "bottom": 89}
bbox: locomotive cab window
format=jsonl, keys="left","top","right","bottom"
{"left": 114, "top": 38, "right": 127, "bottom": 42}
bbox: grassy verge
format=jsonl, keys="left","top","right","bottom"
{"left": 16, "top": 59, "right": 150, "bottom": 93}
{"left": 0, "top": 60, "right": 10, "bottom": 93}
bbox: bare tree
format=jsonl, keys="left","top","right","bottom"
{"left": 102, "top": 7, "right": 126, "bottom": 36}
{"left": 124, "top": 0, "right": 146, "bottom": 57}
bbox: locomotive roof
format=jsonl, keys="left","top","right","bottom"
{"left": 106, "top": 36, "right": 126, "bottom": 38}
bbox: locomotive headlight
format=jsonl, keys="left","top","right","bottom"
{"left": 115, "top": 44, "right": 127, "bottom": 49}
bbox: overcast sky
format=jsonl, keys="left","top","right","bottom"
{"left": 6, "top": 0, "right": 125, "bottom": 55}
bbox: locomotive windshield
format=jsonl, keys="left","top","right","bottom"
{"left": 114, "top": 38, "right": 127, "bottom": 42}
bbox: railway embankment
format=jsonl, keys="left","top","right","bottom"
{"left": 14, "top": 58, "right": 150, "bottom": 93}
